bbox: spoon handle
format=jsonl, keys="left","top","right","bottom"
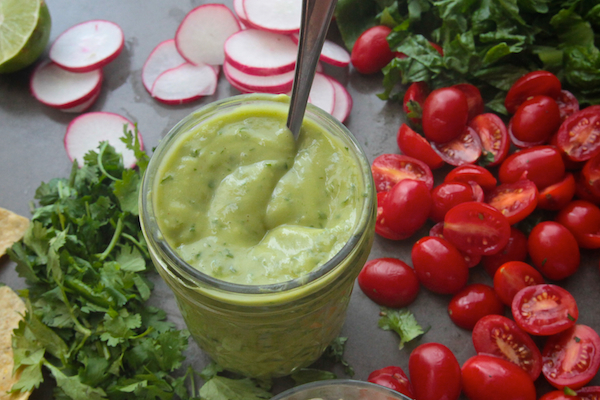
{"left": 286, "top": 0, "right": 338, "bottom": 137}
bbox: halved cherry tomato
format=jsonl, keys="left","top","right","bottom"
{"left": 555, "top": 105, "right": 600, "bottom": 162}
{"left": 575, "top": 170, "right": 600, "bottom": 205}
{"left": 444, "top": 164, "right": 497, "bottom": 192}
{"left": 396, "top": 123, "right": 444, "bottom": 169}
{"left": 481, "top": 227, "right": 528, "bottom": 277}
{"left": 472, "top": 314, "right": 543, "bottom": 380}
{"left": 371, "top": 153, "right": 434, "bottom": 192}
{"left": 429, "top": 222, "right": 482, "bottom": 268}
{"left": 350, "top": 25, "right": 394, "bottom": 74}
{"left": 485, "top": 179, "right": 538, "bottom": 225}
{"left": 443, "top": 202, "right": 511, "bottom": 256}
{"left": 409, "top": 343, "right": 462, "bottom": 400}
{"left": 556, "top": 90, "right": 579, "bottom": 121}
{"left": 381, "top": 179, "right": 432, "bottom": 237}
{"left": 511, "top": 284, "right": 578, "bottom": 336}
{"left": 509, "top": 95, "right": 561, "bottom": 146}
{"left": 462, "top": 354, "right": 537, "bottom": 400}
{"left": 469, "top": 113, "right": 510, "bottom": 167}
{"left": 542, "top": 324, "right": 600, "bottom": 390}
{"left": 368, "top": 366, "right": 415, "bottom": 399}
{"left": 453, "top": 83, "right": 484, "bottom": 121}
{"left": 358, "top": 258, "right": 420, "bottom": 308}
{"left": 375, "top": 192, "right": 410, "bottom": 240}
{"left": 403, "top": 81, "right": 429, "bottom": 127}
{"left": 505, "top": 70, "right": 562, "bottom": 114}
{"left": 539, "top": 387, "right": 600, "bottom": 400}
{"left": 528, "top": 221, "right": 580, "bottom": 280}
{"left": 537, "top": 173, "right": 576, "bottom": 211}
{"left": 432, "top": 126, "right": 483, "bottom": 166}
{"left": 447, "top": 283, "right": 504, "bottom": 330}
{"left": 555, "top": 200, "right": 600, "bottom": 249}
{"left": 411, "top": 236, "right": 469, "bottom": 294}
{"left": 493, "top": 261, "right": 545, "bottom": 306}
{"left": 422, "top": 87, "right": 469, "bottom": 143}
{"left": 581, "top": 151, "right": 600, "bottom": 198}
{"left": 430, "top": 181, "right": 477, "bottom": 222}
{"left": 498, "top": 145, "right": 566, "bottom": 190}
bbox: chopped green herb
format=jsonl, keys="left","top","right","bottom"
{"left": 378, "top": 308, "right": 428, "bottom": 350}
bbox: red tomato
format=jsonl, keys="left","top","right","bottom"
{"left": 396, "top": 123, "right": 444, "bottom": 169}
{"left": 493, "top": 261, "right": 545, "bottom": 306}
{"left": 409, "top": 343, "right": 462, "bottom": 400}
{"left": 453, "top": 83, "right": 484, "bottom": 121}
{"left": 539, "top": 388, "right": 600, "bottom": 400}
{"left": 469, "top": 113, "right": 510, "bottom": 167}
{"left": 537, "top": 172, "right": 576, "bottom": 211}
{"left": 505, "top": 70, "right": 562, "bottom": 114}
{"left": 498, "top": 145, "right": 566, "bottom": 190}
{"left": 358, "top": 258, "right": 420, "bottom": 308}
{"left": 375, "top": 192, "right": 410, "bottom": 240}
{"left": 447, "top": 284, "right": 505, "bottom": 330}
{"left": 403, "top": 81, "right": 429, "bottom": 127}
{"left": 444, "top": 164, "right": 497, "bottom": 192}
{"left": 381, "top": 179, "right": 432, "bottom": 237}
{"left": 485, "top": 179, "right": 538, "bottom": 225}
{"left": 429, "top": 222, "right": 482, "bottom": 268}
{"left": 430, "top": 181, "right": 477, "bottom": 222}
{"left": 411, "top": 236, "right": 469, "bottom": 294}
{"left": 461, "top": 354, "right": 537, "bottom": 400}
{"left": 429, "top": 41, "right": 444, "bottom": 55}
{"left": 556, "top": 90, "right": 579, "bottom": 121}
{"left": 472, "top": 315, "right": 543, "bottom": 381}
{"left": 482, "top": 227, "right": 528, "bottom": 277}
{"left": 350, "top": 25, "right": 394, "bottom": 74}
{"left": 511, "top": 284, "right": 578, "bottom": 336}
{"left": 371, "top": 153, "right": 434, "bottom": 192}
{"left": 367, "top": 366, "right": 415, "bottom": 399}
{"left": 443, "top": 202, "right": 511, "bottom": 256}
{"left": 422, "top": 87, "right": 469, "bottom": 143}
{"left": 509, "top": 95, "right": 561, "bottom": 146}
{"left": 555, "top": 200, "right": 600, "bottom": 249}
{"left": 432, "top": 126, "right": 483, "bottom": 166}
{"left": 581, "top": 152, "right": 600, "bottom": 198}
{"left": 542, "top": 324, "right": 600, "bottom": 390}
{"left": 575, "top": 170, "right": 600, "bottom": 205}
{"left": 555, "top": 105, "right": 600, "bottom": 162}
{"left": 528, "top": 221, "right": 580, "bottom": 280}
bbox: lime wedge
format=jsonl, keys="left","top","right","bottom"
{"left": 0, "top": 0, "right": 51, "bottom": 73}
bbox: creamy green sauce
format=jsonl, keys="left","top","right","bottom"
{"left": 153, "top": 104, "right": 365, "bottom": 285}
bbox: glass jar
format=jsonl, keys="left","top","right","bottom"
{"left": 140, "top": 93, "right": 375, "bottom": 379}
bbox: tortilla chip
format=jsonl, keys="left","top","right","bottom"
{"left": 0, "top": 286, "right": 29, "bottom": 400}
{"left": 0, "top": 208, "right": 29, "bottom": 257}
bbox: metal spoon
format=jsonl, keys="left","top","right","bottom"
{"left": 286, "top": 0, "right": 338, "bottom": 138}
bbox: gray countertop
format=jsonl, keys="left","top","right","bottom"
{"left": 1, "top": 1, "right": 599, "bottom": 398}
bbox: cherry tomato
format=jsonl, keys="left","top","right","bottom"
{"left": 396, "top": 123, "right": 444, "bottom": 169}
{"left": 509, "top": 95, "right": 561, "bottom": 146}
{"left": 429, "top": 41, "right": 444, "bottom": 56}
{"left": 381, "top": 179, "right": 432, "bottom": 237}
{"left": 505, "top": 70, "right": 562, "bottom": 114}
{"left": 367, "top": 366, "right": 415, "bottom": 399}
{"left": 556, "top": 105, "right": 600, "bottom": 162}
{"left": 511, "top": 284, "right": 578, "bottom": 336}
{"left": 432, "top": 126, "right": 483, "bottom": 166}
{"left": 429, "top": 222, "right": 482, "bottom": 268}
{"left": 358, "top": 258, "right": 420, "bottom": 308}
{"left": 556, "top": 90, "right": 579, "bottom": 121}
{"left": 575, "top": 169, "right": 600, "bottom": 205}
{"left": 498, "top": 145, "right": 566, "bottom": 190}
{"left": 447, "top": 284, "right": 504, "bottom": 330}
{"left": 430, "top": 181, "right": 477, "bottom": 223}
{"left": 461, "top": 354, "right": 537, "bottom": 400}
{"left": 581, "top": 151, "right": 600, "bottom": 198}
{"left": 537, "top": 173, "right": 576, "bottom": 211}
{"left": 411, "top": 236, "right": 469, "bottom": 294}
{"left": 403, "top": 81, "right": 429, "bottom": 127}
{"left": 539, "top": 388, "right": 600, "bottom": 400}
{"left": 409, "top": 343, "right": 462, "bottom": 400}
{"left": 542, "top": 324, "right": 600, "bottom": 390}
{"left": 481, "top": 227, "right": 528, "bottom": 277}
{"left": 453, "top": 83, "right": 484, "bottom": 121}
{"left": 350, "top": 25, "right": 394, "bottom": 74}
{"left": 443, "top": 202, "right": 511, "bottom": 256}
{"left": 469, "top": 113, "right": 510, "bottom": 167}
{"left": 472, "top": 315, "right": 542, "bottom": 381}
{"left": 371, "top": 153, "right": 434, "bottom": 192}
{"left": 422, "top": 87, "right": 469, "bottom": 143}
{"left": 528, "top": 221, "right": 580, "bottom": 280}
{"left": 485, "top": 179, "right": 538, "bottom": 225}
{"left": 375, "top": 192, "right": 410, "bottom": 240}
{"left": 555, "top": 200, "right": 600, "bottom": 249}
{"left": 444, "top": 164, "right": 497, "bottom": 192}
{"left": 493, "top": 261, "right": 545, "bottom": 306}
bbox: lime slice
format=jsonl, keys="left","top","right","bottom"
{"left": 0, "top": 0, "right": 51, "bottom": 74}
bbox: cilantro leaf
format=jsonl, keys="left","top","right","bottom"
{"left": 378, "top": 308, "right": 428, "bottom": 349}
{"left": 198, "top": 376, "right": 271, "bottom": 400}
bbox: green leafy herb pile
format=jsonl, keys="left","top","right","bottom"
{"left": 335, "top": 0, "right": 600, "bottom": 111}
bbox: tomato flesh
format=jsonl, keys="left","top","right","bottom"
{"left": 432, "top": 126, "right": 482, "bottom": 166}
{"left": 371, "top": 153, "right": 434, "bottom": 192}
{"left": 485, "top": 179, "right": 538, "bottom": 225}
{"left": 556, "top": 105, "right": 600, "bottom": 162}
{"left": 469, "top": 113, "right": 509, "bottom": 167}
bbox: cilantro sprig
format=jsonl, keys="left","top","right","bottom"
{"left": 378, "top": 308, "right": 429, "bottom": 349}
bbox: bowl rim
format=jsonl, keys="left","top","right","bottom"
{"left": 270, "top": 379, "right": 413, "bottom": 400}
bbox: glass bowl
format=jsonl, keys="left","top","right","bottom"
{"left": 271, "top": 379, "right": 414, "bottom": 400}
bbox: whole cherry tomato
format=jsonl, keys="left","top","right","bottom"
{"left": 461, "top": 354, "right": 537, "bottom": 400}
{"left": 444, "top": 164, "right": 497, "bottom": 192}
{"left": 396, "top": 123, "right": 445, "bottom": 169}
{"left": 556, "top": 89, "right": 579, "bottom": 121}
{"left": 422, "top": 87, "right": 469, "bottom": 143}
{"left": 485, "top": 179, "right": 538, "bottom": 225}
{"left": 481, "top": 227, "right": 528, "bottom": 277}
{"left": 498, "top": 145, "right": 565, "bottom": 190}
{"left": 358, "top": 258, "right": 420, "bottom": 308}
{"left": 381, "top": 179, "right": 432, "bottom": 237}
{"left": 575, "top": 169, "right": 600, "bottom": 205}
{"left": 505, "top": 70, "right": 562, "bottom": 114}
{"left": 409, "top": 343, "right": 462, "bottom": 400}
{"left": 403, "top": 81, "right": 429, "bottom": 127}
{"left": 493, "top": 261, "right": 544, "bottom": 306}
{"left": 371, "top": 153, "right": 434, "bottom": 192}
{"left": 509, "top": 95, "right": 561, "bottom": 146}
{"left": 527, "top": 221, "right": 580, "bottom": 280}
{"left": 430, "top": 181, "right": 477, "bottom": 223}
{"left": 468, "top": 113, "right": 510, "bottom": 167}
{"left": 537, "top": 173, "right": 576, "bottom": 211}
{"left": 453, "top": 83, "right": 484, "bottom": 121}
{"left": 432, "top": 126, "right": 482, "bottom": 166}
{"left": 350, "top": 25, "right": 394, "bottom": 74}
{"left": 555, "top": 200, "right": 600, "bottom": 249}
{"left": 375, "top": 192, "right": 410, "bottom": 240}
{"left": 367, "top": 365, "right": 415, "bottom": 399}
{"left": 555, "top": 105, "right": 600, "bottom": 162}
{"left": 447, "top": 283, "right": 505, "bottom": 330}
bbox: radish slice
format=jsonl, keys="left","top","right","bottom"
{"left": 223, "top": 61, "right": 294, "bottom": 94}
{"left": 224, "top": 29, "right": 297, "bottom": 75}
{"left": 151, "top": 62, "right": 218, "bottom": 105}
{"left": 30, "top": 60, "right": 103, "bottom": 109}
{"left": 49, "top": 20, "right": 124, "bottom": 73}
{"left": 61, "top": 86, "right": 102, "bottom": 113}
{"left": 233, "top": 0, "right": 249, "bottom": 26}
{"left": 290, "top": 34, "right": 351, "bottom": 67}
{"left": 142, "top": 39, "right": 186, "bottom": 95}
{"left": 242, "top": 0, "right": 301, "bottom": 34}
{"left": 308, "top": 73, "right": 336, "bottom": 115}
{"left": 64, "top": 112, "right": 143, "bottom": 168}
{"left": 328, "top": 76, "right": 352, "bottom": 123}
{"left": 175, "top": 4, "right": 241, "bottom": 66}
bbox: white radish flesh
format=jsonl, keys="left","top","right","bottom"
{"left": 64, "top": 112, "right": 143, "bottom": 168}
{"left": 151, "top": 62, "right": 218, "bottom": 105}
{"left": 223, "top": 61, "right": 294, "bottom": 93}
{"left": 233, "top": 0, "right": 249, "bottom": 26}
{"left": 290, "top": 34, "right": 351, "bottom": 67}
{"left": 175, "top": 4, "right": 241, "bottom": 66}
{"left": 49, "top": 20, "right": 124, "bottom": 72}
{"left": 308, "top": 73, "right": 336, "bottom": 115}
{"left": 142, "top": 39, "right": 186, "bottom": 95}
{"left": 61, "top": 86, "right": 102, "bottom": 113}
{"left": 242, "top": 0, "right": 301, "bottom": 34}
{"left": 328, "top": 76, "right": 352, "bottom": 123}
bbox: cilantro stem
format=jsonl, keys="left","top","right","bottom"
{"left": 58, "top": 286, "right": 92, "bottom": 356}
{"left": 98, "top": 142, "right": 120, "bottom": 181}
{"left": 98, "top": 217, "right": 124, "bottom": 261}
{"left": 121, "top": 232, "right": 150, "bottom": 259}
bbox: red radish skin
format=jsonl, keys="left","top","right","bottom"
{"left": 233, "top": 0, "right": 250, "bottom": 27}
{"left": 64, "top": 112, "right": 143, "bottom": 169}
{"left": 242, "top": 0, "right": 302, "bottom": 34}
{"left": 30, "top": 60, "right": 103, "bottom": 109}
{"left": 328, "top": 76, "right": 352, "bottom": 123}
{"left": 291, "top": 34, "right": 351, "bottom": 67}
{"left": 49, "top": 20, "right": 124, "bottom": 73}
{"left": 223, "top": 61, "right": 294, "bottom": 94}
{"left": 151, "top": 62, "right": 218, "bottom": 105}
{"left": 142, "top": 39, "right": 186, "bottom": 95}
{"left": 308, "top": 73, "right": 336, "bottom": 115}
{"left": 61, "top": 86, "right": 102, "bottom": 113}
{"left": 175, "top": 4, "right": 241, "bottom": 66}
